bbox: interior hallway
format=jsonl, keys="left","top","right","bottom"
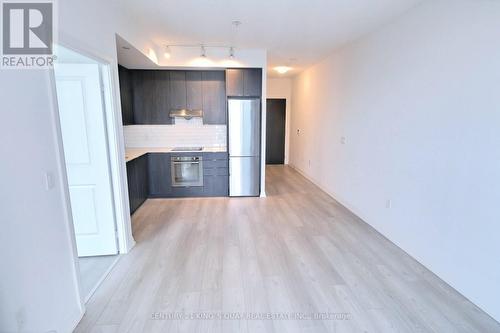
{"left": 75, "top": 165, "right": 500, "bottom": 332}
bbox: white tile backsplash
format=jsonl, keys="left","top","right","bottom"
{"left": 172, "top": 117, "right": 203, "bottom": 126}
{"left": 123, "top": 124, "right": 227, "bottom": 148}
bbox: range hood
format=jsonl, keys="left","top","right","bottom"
{"left": 169, "top": 109, "right": 203, "bottom": 120}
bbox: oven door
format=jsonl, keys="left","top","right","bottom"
{"left": 171, "top": 156, "right": 203, "bottom": 187}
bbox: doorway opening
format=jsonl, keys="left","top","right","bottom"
{"left": 266, "top": 99, "right": 286, "bottom": 164}
{"left": 53, "top": 45, "right": 120, "bottom": 302}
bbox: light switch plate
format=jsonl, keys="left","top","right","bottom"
{"left": 45, "top": 172, "right": 55, "bottom": 190}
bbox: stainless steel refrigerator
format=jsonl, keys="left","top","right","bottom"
{"left": 228, "top": 98, "right": 261, "bottom": 197}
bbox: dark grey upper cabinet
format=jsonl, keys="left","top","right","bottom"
{"left": 226, "top": 68, "right": 262, "bottom": 97}
{"left": 186, "top": 71, "right": 203, "bottom": 110}
{"left": 130, "top": 70, "right": 143, "bottom": 123}
{"left": 118, "top": 65, "right": 134, "bottom": 125}
{"left": 131, "top": 70, "right": 150, "bottom": 124}
{"left": 243, "top": 68, "right": 262, "bottom": 97}
{"left": 142, "top": 70, "right": 157, "bottom": 123}
{"left": 120, "top": 69, "right": 230, "bottom": 125}
{"left": 226, "top": 69, "right": 244, "bottom": 96}
{"left": 130, "top": 70, "right": 172, "bottom": 124}
{"left": 169, "top": 71, "right": 187, "bottom": 110}
{"left": 150, "top": 71, "right": 171, "bottom": 124}
{"left": 202, "top": 71, "right": 226, "bottom": 125}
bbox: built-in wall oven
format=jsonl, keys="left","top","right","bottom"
{"left": 171, "top": 156, "right": 203, "bottom": 187}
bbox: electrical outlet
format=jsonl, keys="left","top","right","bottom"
{"left": 340, "top": 136, "right": 346, "bottom": 144}
{"left": 386, "top": 200, "right": 392, "bottom": 209}
{"left": 308, "top": 159, "right": 311, "bottom": 167}
{"left": 297, "top": 129, "right": 300, "bottom": 136}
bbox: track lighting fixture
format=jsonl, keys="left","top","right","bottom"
{"left": 162, "top": 44, "right": 238, "bottom": 60}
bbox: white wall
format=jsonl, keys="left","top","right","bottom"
{"left": 0, "top": 1, "right": 159, "bottom": 331}
{"left": 267, "top": 78, "right": 292, "bottom": 164}
{"left": 0, "top": 71, "right": 84, "bottom": 332}
{"left": 290, "top": 0, "right": 500, "bottom": 321}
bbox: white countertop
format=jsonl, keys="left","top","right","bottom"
{"left": 125, "top": 147, "right": 227, "bottom": 162}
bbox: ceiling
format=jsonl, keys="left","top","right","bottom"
{"left": 119, "top": 0, "right": 424, "bottom": 77}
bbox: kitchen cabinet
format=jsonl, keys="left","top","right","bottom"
{"left": 186, "top": 71, "right": 203, "bottom": 110}
{"left": 126, "top": 159, "right": 136, "bottom": 212}
{"left": 127, "top": 152, "right": 228, "bottom": 203}
{"left": 170, "top": 71, "right": 204, "bottom": 112}
{"left": 169, "top": 71, "right": 187, "bottom": 110}
{"left": 150, "top": 70, "right": 171, "bottom": 124}
{"left": 202, "top": 71, "right": 226, "bottom": 124}
{"left": 131, "top": 70, "right": 148, "bottom": 124}
{"left": 118, "top": 68, "right": 227, "bottom": 125}
{"left": 225, "top": 69, "right": 244, "bottom": 97}
{"left": 202, "top": 152, "right": 229, "bottom": 197}
{"left": 146, "top": 152, "right": 228, "bottom": 198}
{"left": 133, "top": 70, "right": 172, "bottom": 124}
{"left": 118, "top": 65, "right": 134, "bottom": 125}
{"left": 147, "top": 153, "right": 172, "bottom": 197}
{"left": 226, "top": 68, "right": 262, "bottom": 97}
{"left": 126, "top": 154, "right": 148, "bottom": 214}
{"left": 243, "top": 68, "right": 262, "bottom": 97}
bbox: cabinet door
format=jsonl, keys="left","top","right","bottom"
{"left": 202, "top": 153, "right": 229, "bottom": 197}
{"left": 150, "top": 70, "right": 171, "bottom": 124}
{"left": 186, "top": 71, "right": 202, "bottom": 110}
{"left": 126, "top": 159, "right": 139, "bottom": 214}
{"left": 126, "top": 160, "right": 134, "bottom": 213}
{"left": 136, "top": 154, "right": 149, "bottom": 205}
{"left": 118, "top": 65, "right": 134, "bottom": 125}
{"left": 170, "top": 71, "right": 187, "bottom": 110}
{"left": 148, "top": 153, "right": 172, "bottom": 197}
{"left": 202, "top": 71, "right": 226, "bottom": 124}
{"left": 226, "top": 69, "right": 244, "bottom": 97}
{"left": 243, "top": 68, "right": 262, "bottom": 97}
{"left": 131, "top": 71, "right": 150, "bottom": 124}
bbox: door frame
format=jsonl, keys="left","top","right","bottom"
{"left": 48, "top": 40, "right": 135, "bottom": 306}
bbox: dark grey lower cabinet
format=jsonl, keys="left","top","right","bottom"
{"left": 127, "top": 152, "right": 228, "bottom": 206}
{"left": 202, "top": 153, "right": 229, "bottom": 197}
{"left": 147, "top": 153, "right": 172, "bottom": 197}
{"left": 146, "top": 152, "right": 228, "bottom": 198}
{"left": 126, "top": 154, "right": 148, "bottom": 214}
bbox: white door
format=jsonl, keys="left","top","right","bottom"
{"left": 55, "top": 63, "right": 118, "bottom": 257}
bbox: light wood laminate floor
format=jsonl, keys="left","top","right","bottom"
{"left": 76, "top": 165, "right": 500, "bottom": 333}
{"left": 79, "top": 255, "right": 119, "bottom": 301}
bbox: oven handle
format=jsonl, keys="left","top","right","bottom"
{"left": 172, "top": 161, "right": 201, "bottom": 165}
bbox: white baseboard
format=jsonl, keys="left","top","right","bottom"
{"left": 288, "top": 163, "right": 368, "bottom": 223}
{"left": 287, "top": 163, "right": 499, "bottom": 323}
